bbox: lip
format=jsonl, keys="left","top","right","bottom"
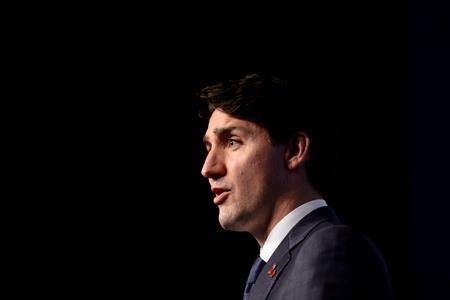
{"left": 213, "top": 190, "right": 231, "bottom": 205}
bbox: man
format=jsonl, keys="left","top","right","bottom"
{"left": 199, "top": 73, "right": 393, "bottom": 300}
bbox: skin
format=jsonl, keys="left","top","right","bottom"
{"left": 202, "top": 109, "right": 321, "bottom": 246}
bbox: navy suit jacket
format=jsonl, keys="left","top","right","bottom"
{"left": 247, "top": 206, "right": 393, "bottom": 300}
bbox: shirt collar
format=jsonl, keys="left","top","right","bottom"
{"left": 259, "top": 199, "right": 327, "bottom": 262}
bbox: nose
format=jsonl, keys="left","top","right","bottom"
{"left": 201, "top": 148, "right": 226, "bottom": 179}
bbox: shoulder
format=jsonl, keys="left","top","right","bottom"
{"left": 292, "top": 222, "right": 389, "bottom": 275}
{"left": 306, "top": 223, "right": 370, "bottom": 249}
{"left": 268, "top": 211, "right": 394, "bottom": 299}
{"left": 272, "top": 210, "right": 393, "bottom": 299}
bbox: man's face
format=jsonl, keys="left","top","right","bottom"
{"left": 201, "top": 109, "right": 286, "bottom": 233}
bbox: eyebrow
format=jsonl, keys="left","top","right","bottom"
{"left": 203, "top": 126, "right": 250, "bottom": 144}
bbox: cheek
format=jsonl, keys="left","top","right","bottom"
{"left": 235, "top": 156, "right": 265, "bottom": 188}
{"left": 231, "top": 147, "right": 277, "bottom": 191}
{"left": 230, "top": 159, "right": 253, "bottom": 194}
{"left": 248, "top": 152, "right": 284, "bottom": 188}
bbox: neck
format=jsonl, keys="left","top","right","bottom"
{"left": 252, "top": 181, "right": 321, "bottom": 247}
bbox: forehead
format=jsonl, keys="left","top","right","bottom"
{"left": 205, "top": 110, "right": 262, "bottom": 136}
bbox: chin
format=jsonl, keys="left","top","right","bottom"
{"left": 218, "top": 212, "right": 247, "bottom": 232}
{"left": 218, "top": 216, "right": 235, "bottom": 230}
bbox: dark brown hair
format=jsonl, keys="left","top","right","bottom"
{"left": 198, "top": 72, "right": 317, "bottom": 144}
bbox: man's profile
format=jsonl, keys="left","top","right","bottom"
{"left": 198, "top": 73, "right": 393, "bottom": 300}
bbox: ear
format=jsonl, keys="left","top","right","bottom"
{"left": 284, "top": 132, "right": 310, "bottom": 170}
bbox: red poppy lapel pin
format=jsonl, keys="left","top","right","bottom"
{"left": 267, "top": 264, "right": 277, "bottom": 278}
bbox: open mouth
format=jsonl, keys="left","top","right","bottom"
{"left": 212, "top": 188, "right": 231, "bottom": 205}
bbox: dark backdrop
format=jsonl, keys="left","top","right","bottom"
{"left": 33, "top": 1, "right": 449, "bottom": 299}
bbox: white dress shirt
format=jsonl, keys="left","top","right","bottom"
{"left": 259, "top": 199, "right": 328, "bottom": 262}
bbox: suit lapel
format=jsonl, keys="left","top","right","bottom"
{"left": 249, "top": 239, "right": 291, "bottom": 300}
{"left": 249, "top": 207, "right": 339, "bottom": 300}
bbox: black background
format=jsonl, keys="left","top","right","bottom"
{"left": 20, "top": 0, "right": 449, "bottom": 299}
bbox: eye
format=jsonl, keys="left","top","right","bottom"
{"left": 227, "top": 138, "right": 241, "bottom": 149}
{"left": 204, "top": 141, "right": 211, "bottom": 153}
